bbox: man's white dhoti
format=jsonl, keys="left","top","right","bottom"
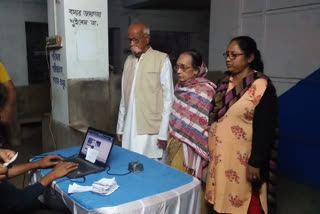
{"left": 117, "top": 55, "right": 173, "bottom": 159}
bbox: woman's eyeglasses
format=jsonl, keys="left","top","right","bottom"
{"left": 222, "top": 52, "right": 246, "bottom": 60}
{"left": 173, "top": 65, "right": 192, "bottom": 71}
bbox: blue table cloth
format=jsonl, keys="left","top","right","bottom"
{"left": 31, "top": 145, "right": 201, "bottom": 214}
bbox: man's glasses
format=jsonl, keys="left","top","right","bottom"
{"left": 222, "top": 52, "right": 246, "bottom": 60}
{"left": 128, "top": 38, "right": 140, "bottom": 44}
{"left": 173, "top": 65, "right": 192, "bottom": 71}
{"left": 128, "top": 34, "right": 147, "bottom": 44}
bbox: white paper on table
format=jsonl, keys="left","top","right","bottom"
{"left": 91, "top": 178, "right": 119, "bottom": 195}
{"left": 94, "top": 178, "right": 116, "bottom": 187}
{"left": 85, "top": 147, "right": 98, "bottom": 163}
{"left": 105, "top": 183, "right": 119, "bottom": 195}
{"left": 68, "top": 183, "right": 92, "bottom": 193}
{"left": 92, "top": 184, "right": 119, "bottom": 195}
{"left": 68, "top": 178, "right": 119, "bottom": 195}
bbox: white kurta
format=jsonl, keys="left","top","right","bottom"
{"left": 116, "top": 55, "right": 174, "bottom": 159}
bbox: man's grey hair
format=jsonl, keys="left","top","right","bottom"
{"left": 129, "top": 22, "right": 150, "bottom": 34}
{"left": 144, "top": 24, "right": 150, "bottom": 35}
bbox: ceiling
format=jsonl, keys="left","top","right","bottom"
{"left": 123, "top": 0, "right": 210, "bottom": 10}
{"left": 18, "top": 0, "right": 210, "bottom": 10}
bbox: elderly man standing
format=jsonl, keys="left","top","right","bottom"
{"left": 116, "top": 22, "right": 174, "bottom": 160}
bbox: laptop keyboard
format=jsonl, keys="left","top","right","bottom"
{"left": 65, "top": 157, "right": 98, "bottom": 171}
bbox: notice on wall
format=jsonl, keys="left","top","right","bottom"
{"left": 64, "top": 0, "right": 108, "bottom": 80}
{"left": 51, "top": 51, "right": 66, "bottom": 90}
{"left": 68, "top": 8, "right": 101, "bottom": 61}
{"left": 68, "top": 9, "right": 102, "bottom": 28}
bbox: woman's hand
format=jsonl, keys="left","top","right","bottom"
{"left": 246, "top": 164, "right": 260, "bottom": 181}
{"left": 37, "top": 154, "right": 64, "bottom": 168}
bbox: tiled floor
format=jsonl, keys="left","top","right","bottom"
{"left": 5, "top": 124, "right": 320, "bottom": 214}
{"left": 277, "top": 175, "right": 320, "bottom": 214}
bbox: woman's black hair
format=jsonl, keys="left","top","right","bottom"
{"left": 183, "top": 50, "right": 203, "bottom": 69}
{"left": 230, "top": 36, "right": 264, "bottom": 73}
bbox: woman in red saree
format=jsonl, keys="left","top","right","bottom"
{"left": 167, "top": 50, "right": 216, "bottom": 214}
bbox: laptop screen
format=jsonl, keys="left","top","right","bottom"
{"left": 79, "top": 128, "right": 114, "bottom": 166}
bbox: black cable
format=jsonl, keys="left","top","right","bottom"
{"left": 53, "top": 176, "right": 86, "bottom": 196}
{"left": 106, "top": 165, "right": 131, "bottom": 176}
{"left": 55, "top": 176, "right": 86, "bottom": 186}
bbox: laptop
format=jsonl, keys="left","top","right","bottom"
{"left": 64, "top": 127, "right": 115, "bottom": 178}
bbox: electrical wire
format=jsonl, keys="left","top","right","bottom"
{"left": 106, "top": 165, "right": 131, "bottom": 176}
{"left": 51, "top": 176, "right": 86, "bottom": 196}
{"left": 45, "top": 43, "right": 57, "bottom": 150}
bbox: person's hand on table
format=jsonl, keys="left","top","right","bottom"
{"left": 40, "top": 162, "right": 78, "bottom": 186}
{"left": 50, "top": 162, "right": 79, "bottom": 179}
{"left": 0, "top": 148, "right": 16, "bottom": 163}
{"left": 36, "top": 154, "right": 64, "bottom": 168}
{"left": 157, "top": 140, "right": 167, "bottom": 149}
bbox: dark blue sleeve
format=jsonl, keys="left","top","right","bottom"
{"left": 0, "top": 180, "right": 45, "bottom": 212}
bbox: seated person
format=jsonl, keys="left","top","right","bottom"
{"left": 0, "top": 148, "right": 78, "bottom": 214}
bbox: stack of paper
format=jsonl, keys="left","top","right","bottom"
{"left": 68, "top": 177, "right": 119, "bottom": 196}
{"left": 92, "top": 177, "right": 119, "bottom": 195}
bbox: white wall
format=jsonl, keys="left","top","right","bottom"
{"left": 47, "top": 0, "right": 69, "bottom": 124}
{"left": 64, "top": 1, "right": 109, "bottom": 80}
{"left": 209, "top": 0, "right": 320, "bottom": 95}
{"left": 47, "top": 0, "right": 109, "bottom": 125}
{"left": 208, "top": 0, "right": 239, "bottom": 72}
{"left": 0, "top": 0, "right": 47, "bottom": 86}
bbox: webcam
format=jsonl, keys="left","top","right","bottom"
{"left": 128, "top": 161, "right": 144, "bottom": 173}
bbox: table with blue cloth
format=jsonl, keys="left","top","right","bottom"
{"left": 29, "top": 145, "right": 201, "bottom": 214}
